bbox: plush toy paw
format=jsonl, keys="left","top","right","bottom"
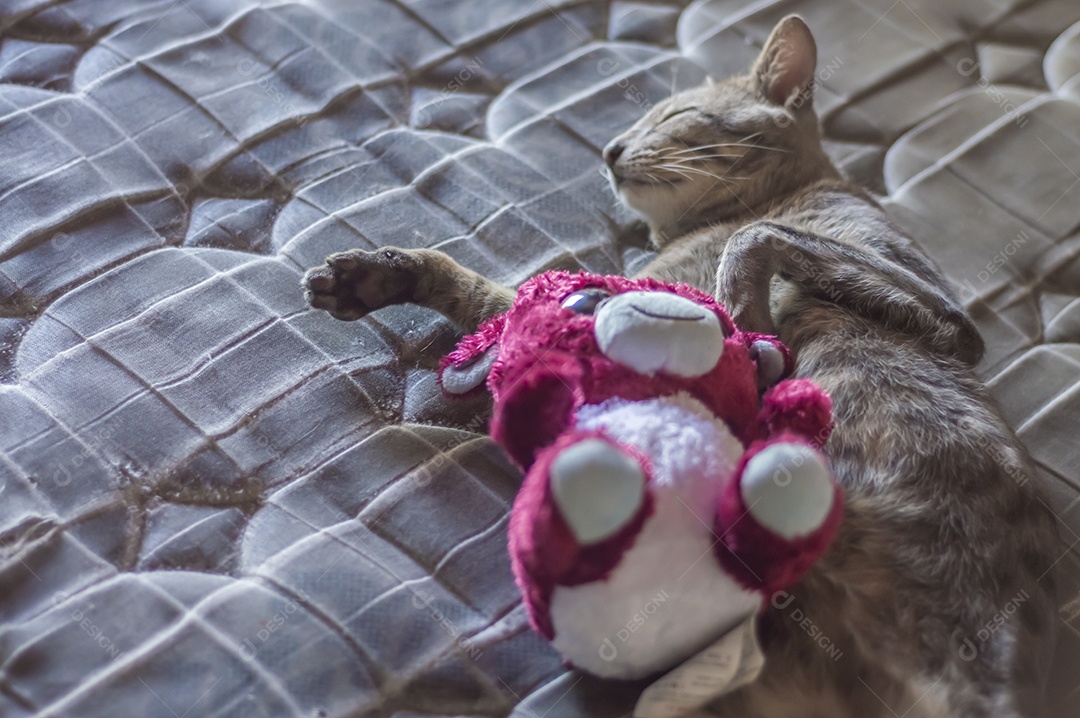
{"left": 715, "top": 439, "right": 841, "bottom": 595}
{"left": 550, "top": 438, "right": 646, "bottom": 544}
{"left": 760, "top": 379, "right": 834, "bottom": 447}
{"left": 740, "top": 442, "right": 834, "bottom": 539}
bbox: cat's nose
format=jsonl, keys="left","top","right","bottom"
{"left": 603, "top": 141, "right": 625, "bottom": 167}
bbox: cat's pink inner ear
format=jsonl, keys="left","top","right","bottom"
{"left": 753, "top": 15, "right": 817, "bottom": 108}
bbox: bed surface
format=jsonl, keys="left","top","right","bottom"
{"left": 1, "top": 0, "right": 1079, "bottom": 715}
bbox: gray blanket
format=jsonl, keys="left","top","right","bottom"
{"left": 1, "top": 0, "right": 1078, "bottom": 716}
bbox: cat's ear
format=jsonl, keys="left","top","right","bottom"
{"left": 751, "top": 15, "right": 817, "bottom": 108}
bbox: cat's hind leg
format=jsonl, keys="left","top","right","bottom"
{"left": 713, "top": 221, "right": 984, "bottom": 365}
{"left": 700, "top": 610, "right": 907, "bottom": 718}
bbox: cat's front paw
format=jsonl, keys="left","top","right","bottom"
{"left": 303, "top": 248, "right": 419, "bottom": 321}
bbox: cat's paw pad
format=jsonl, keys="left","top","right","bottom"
{"left": 303, "top": 248, "right": 418, "bottom": 321}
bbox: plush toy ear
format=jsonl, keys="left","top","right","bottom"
{"left": 440, "top": 344, "right": 497, "bottom": 396}
{"left": 438, "top": 313, "right": 507, "bottom": 398}
{"left": 749, "top": 339, "right": 788, "bottom": 391}
{"left": 745, "top": 334, "right": 792, "bottom": 392}
{"left": 751, "top": 15, "right": 817, "bottom": 108}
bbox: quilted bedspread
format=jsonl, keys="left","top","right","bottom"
{"left": 1, "top": 0, "right": 1079, "bottom": 716}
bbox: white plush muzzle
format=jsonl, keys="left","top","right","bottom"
{"left": 593, "top": 291, "right": 724, "bottom": 377}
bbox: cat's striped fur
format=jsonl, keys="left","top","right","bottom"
{"left": 303, "top": 16, "right": 1059, "bottom": 717}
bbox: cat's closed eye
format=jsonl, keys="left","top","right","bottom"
{"left": 657, "top": 108, "right": 694, "bottom": 124}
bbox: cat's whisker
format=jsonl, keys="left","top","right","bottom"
{"left": 658, "top": 153, "right": 743, "bottom": 164}
{"left": 735, "top": 143, "right": 790, "bottom": 153}
{"left": 660, "top": 149, "right": 742, "bottom": 158}
{"left": 686, "top": 153, "right": 743, "bottom": 160}
{"left": 654, "top": 164, "right": 696, "bottom": 181}
{"left": 655, "top": 163, "right": 740, "bottom": 185}
{"left": 667, "top": 141, "right": 789, "bottom": 156}
{"left": 654, "top": 164, "right": 705, "bottom": 184}
{"left": 673, "top": 132, "right": 759, "bottom": 149}
{"left": 710, "top": 141, "right": 790, "bottom": 154}
{"left": 690, "top": 168, "right": 742, "bottom": 185}
{"left": 730, "top": 132, "right": 790, "bottom": 154}
{"left": 656, "top": 161, "right": 714, "bottom": 176}
{"left": 666, "top": 143, "right": 739, "bottom": 155}
{"left": 631, "top": 168, "right": 681, "bottom": 188}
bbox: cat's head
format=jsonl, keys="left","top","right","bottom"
{"left": 604, "top": 16, "right": 838, "bottom": 240}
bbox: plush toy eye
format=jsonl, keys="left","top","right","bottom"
{"left": 561, "top": 289, "right": 610, "bottom": 315}
{"left": 749, "top": 339, "right": 787, "bottom": 390}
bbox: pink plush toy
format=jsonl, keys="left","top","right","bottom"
{"left": 438, "top": 270, "right": 842, "bottom": 680}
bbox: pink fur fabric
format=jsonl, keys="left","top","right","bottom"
{"left": 439, "top": 270, "right": 842, "bottom": 662}
{"left": 440, "top": 271, "right": 777, "bottom": 465}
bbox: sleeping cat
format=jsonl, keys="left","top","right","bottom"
{"left": 303, "top": 16, "right": 1059, "bottom": 718}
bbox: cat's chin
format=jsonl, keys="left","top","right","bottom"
{"left": 614, "top": 180, "right": 697, "bottom": 236}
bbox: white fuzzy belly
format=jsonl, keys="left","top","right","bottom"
{"left": 549, "top": 394, "right": 760, "bottom": 679}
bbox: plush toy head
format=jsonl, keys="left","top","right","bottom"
{"left": 440, "top": 272, "right": 799, "bottom": 462}
{"left": 439, "top": 270, "right": 841, "bottom": 680}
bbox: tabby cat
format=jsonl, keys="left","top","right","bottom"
{"left": 303, "top": 16, "right": 1060, "bottom": 718}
